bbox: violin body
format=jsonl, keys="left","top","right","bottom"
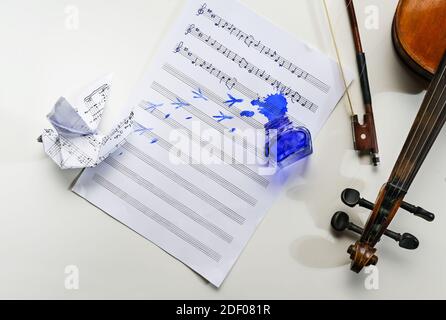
{"left": 392, "top": 0, "right": 446, "bottom": 79}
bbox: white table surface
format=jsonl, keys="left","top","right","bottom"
{"left": 1, "top": 0, "right": 445, "bottom": 299}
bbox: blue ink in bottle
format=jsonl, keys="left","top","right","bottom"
{"left": 251, "top": 93, "right": 312, "bottom": 167}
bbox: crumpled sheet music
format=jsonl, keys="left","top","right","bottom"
{"left": 40, "top": 75, "right": 134, "bottom": 169}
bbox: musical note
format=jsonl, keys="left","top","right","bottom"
{"left": 40, "top": 76, "right": 134, "bottom": 169}
{"left": 196, "top": 3, "right": 330, "bottom": 93}
{"left": 173, "top": 43, "right": 318, "bottom": 113}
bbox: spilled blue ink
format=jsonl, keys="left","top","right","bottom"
{"left": 150, "top": 138, "right": 158, "bottom": 144}
{"left": 251, "top": 93, "right": 288, "bottom": 122}
{"left": 118, "top": 152, "right": 123, "bottom": 156}
{"left": 251, "top": 93, "right": 312, "bottom": 167}
{"left": 165, "top": 114, "right": 171, "bottom": 119}
{"left": 134, "top": 123, "right": 153, "bottom": 135}
{"left": 192, "top": 88, "right": 208, "bottom": 101}
{"left": 172, "top": 98, "right": 190, "bottom": 109}
{"left": 240, "top": 110, "right": 255, "bottom": 117}
{"left": 143, "top": 101, "right": 163, "bottom": 113}
{"left": 224, "top": 94, "right": 244, "bottom": 107}
{"left": 230, "top": 128, "right": 236, "bottom": 133}
{"left": 213, "top": 111, "right": 233, "bottom": 123}
{"left": 186, "top": 116, "right": 193, "bottom": 120}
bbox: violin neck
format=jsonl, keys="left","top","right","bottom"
{"left": 389, "top": 53, "right": 446, "bottom": 193}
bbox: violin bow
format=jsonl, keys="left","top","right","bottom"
{"left": 322, "top": 0, "right": 380, "bottom": 165}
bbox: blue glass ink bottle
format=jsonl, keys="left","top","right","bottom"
{"left": 264, "top": 116, "right": 313, "bottom": 167}
{"left": 251, "top": 93, "right": 313, "bottom": 168}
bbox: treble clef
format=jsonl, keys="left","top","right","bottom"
{"left": 197, "top": 3, "right": 207, "bottom": 16}
{"left": 173, "top": 42, "right": 183, "bottom": 53}
{"left": 185, "top": 24, "right": 195, "bottom": 35}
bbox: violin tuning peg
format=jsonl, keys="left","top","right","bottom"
{"left": 400, "top": 202, "right": 435, "bottom": 222}
{"left": 341, "top": 188, "right": 435, "bottom": 222}
{"left": 383, "top": 229, "right": 419, "bottom": 250}
{"left": 331, "top": 211, "right": 363, "bottom": 235}
{"left": 399, "top": 233, "right": 419, "bottom": 250}
{"left": 331, "top": 211, "right": 419, "bottom": 250}
{"left": 341, "top": 188, "right": 374, "bottom": 210}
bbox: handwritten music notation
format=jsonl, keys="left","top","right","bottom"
{"left": 174, "top": 41, "right": 237, "bottom": 91}
{"left": 84, "top": 83, "right": 110, "bottom": 125}
{"left": 40, "top": 76, "right": 134, "bottom": 169}
{"left": 176, "top": 37, "right": 318, "bottom": 112}
{"left": 196, "top": 3, "right": 330, "bottom": 93}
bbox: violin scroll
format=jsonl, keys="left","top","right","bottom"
{"left": 348, "top": 242, "right": 378, "bottom": 273}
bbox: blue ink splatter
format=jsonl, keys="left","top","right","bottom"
{"left": 118, "top": 152, "right": 123, "bottom": 156}
{"left": 165, "top": 114, "right": 171, "bottom": 119}
{"left": 224, "top": 94, "right": 243, "bottom": 107}
{"left": 251, "top": 93, "right": 312, "bottom": 166}
{"left": 186, "top": 116, "right": 193, "bottom": 120}
{"left": 134, "top": 123, "right": 153, "bottom": 135}
{"left": 240, "top": 110, "right": 255, "bottom": 117}
{"left": 230, "top": 128, "right": 236, "bottom": 133}
{"left": 251, "top": 93, "right": 288, "bottom": 122}
{"left": 172, "top": 98, "right": 190, "bottom": 109}
{"left": 192, "top": 88, "right": 208, "bottom": 101}
{"left": 150, "top": 138, "right": 158, "bottom": 144}
{"left": 143, "top": 101, "right": 163, "bottom": 113}
{"left": 213, "top": 111, "right": 233, "bottom": 123}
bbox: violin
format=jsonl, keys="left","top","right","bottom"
{"left": 392, "top": 0, "right": 446, "bottom": 80}
{"left": 331, "top": 0, "right": 446, "bottom": 272}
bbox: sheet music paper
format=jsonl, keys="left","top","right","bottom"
{"left": 40, "top": 75, "right": 134, "bottom": 169}
{"left": 72, "top": 0, "right": 352, "bottom": 286}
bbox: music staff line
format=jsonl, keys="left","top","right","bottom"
{"left": 84, "top": 83, "right": 109, "bottom": 122}
{"left": 143, "top": 129, "right": 258, "bottom": 207}
{"left": 93, "top": 174, "right": 222, "bottom": 262}
{"left": 151, "top": 81, "right": 266, "bottom": 162}
{"left": 59, "top": 135, "right": 96, "bottom": 167}
{"left": 123, "top": 143, "right": 245, "bottom": 225}
{"left": 104, "top": 157, "right": 234, "bottom": 243}
{"left": 139, "top": 102, "right": 270, "bottom": 188}
{"left": 162, "top": 62, "right": 305, "bottom": 128}
{"left": 180, "top": 27, "right": 318, "bottom": 113}
{"left": 196, "top": 3, "right": 330, "bottom": 93}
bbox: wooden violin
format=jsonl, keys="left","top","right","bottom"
{"left": 393, "top": 0, "right": 446, "bottom": 80}
{"left": 331, "top": 0, "right": 446, "bottom": 272}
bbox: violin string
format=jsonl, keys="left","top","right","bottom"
{"left": 322, "top": 0, "right": 355, "bottom": 116}
{"left": 397, "top": 71, "right": 446, "bottom": 190}
{"left": 389, "top": 69, "right": 445, "bottom": 204}
{"left": 395, "top": 64, "right": 446, "bottom": 186}
{"left": 392, "top": 81, "right": 446, "bottom": 207}
{"left": 389, "top": 62, "right": 446, "bottom": 202}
